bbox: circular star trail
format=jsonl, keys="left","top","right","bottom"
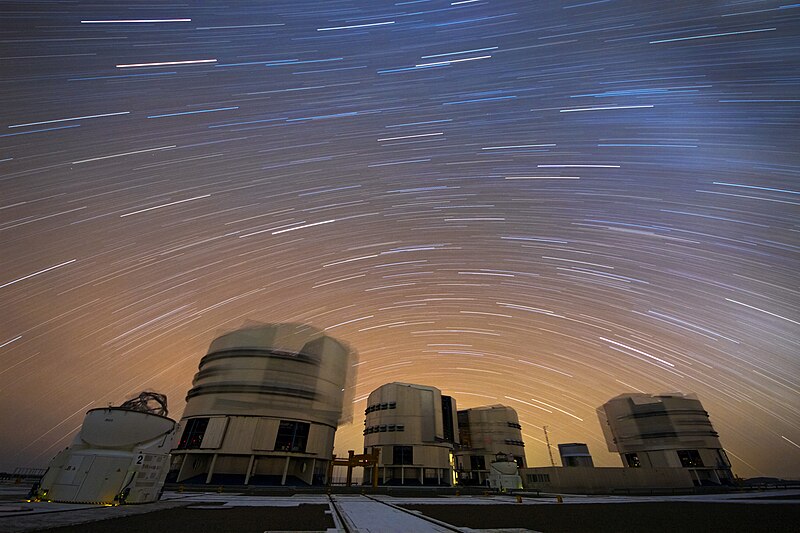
{"left": 1, "top": 1, "right": 798, "bottom": 477}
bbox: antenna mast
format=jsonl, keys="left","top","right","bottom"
{"left": 543, "top": 425, "right": 556, "bottom": 466}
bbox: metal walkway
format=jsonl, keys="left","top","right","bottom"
{"left": 329, "top": 495, "right": 462, "bottom": 533}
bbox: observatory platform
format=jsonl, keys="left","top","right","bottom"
{"left": 2, "top": 485, "right": 798, "bottom": 533}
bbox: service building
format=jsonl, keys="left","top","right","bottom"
{"left": 362, "top": 382, "right": 458, "bottom": 485}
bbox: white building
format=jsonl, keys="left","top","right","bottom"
{"left": 598, "top": 392, "right": 734, "bottom": 486}
{"left": 362, "top": 382, "right": 458, "bottom": 486}
{"left": 170, "top": 323, "right": 353, "bottom": 486}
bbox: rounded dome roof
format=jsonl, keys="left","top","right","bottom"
{"left": 207, "top": 323, "right": 346, "bottom": 355}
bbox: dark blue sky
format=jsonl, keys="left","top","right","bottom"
{"left": 1, "top": 1, "right": 798, "bottom": 477}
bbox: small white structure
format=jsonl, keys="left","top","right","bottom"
{"left": 486, "top": 454, "right": 523, "bottom": 491}
{"left": 36, "top": 393, "right": 177, "bottom": 504}
{"left": 558, "top": 443, "right": 594, "bottom": 467}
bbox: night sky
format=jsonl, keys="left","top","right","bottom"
{"left": 1, "top": 1, "right": 798, "bottom": 478}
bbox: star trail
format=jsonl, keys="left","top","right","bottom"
{"left": 0, "top": 1, "right": 798, "bottom": 478}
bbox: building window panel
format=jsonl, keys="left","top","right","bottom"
{"left": 274, "top": 420, "right": 310, "bottom": 452}
{"left": 677, "top": 449, "right": 704, "bottom": 468}
{"left": 470, "top": 455, "right": 486, "bottom": 470}
{"left": 177, "top": 417, "right": 209, "bottom": 449}
{"left": 526, "top": 473, "right": 550, "bottom": 483}
{"left": 625, "top": 453, "right": 641, "bottom": 467}
{"left": 441, "top": 396, "right": 455, "bottom": 443}
{"left": 393, "top": 445, "right": 413, "bottom": 465}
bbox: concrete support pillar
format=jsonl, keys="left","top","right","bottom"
{"left": 205, "top": 454, "right": 218, "bottom": 485}
{"left": 244, "top": 455, "right": 255, "bottom": 485}
{"left": 327, "top": 457, "right": 335, "bottom": 487}
{"left": 346, "top": 451, "right": 354, "bottom": 486}
{"left": 175, "top": 454, "right": 188, "bottom": 483}
{"left": 281, "top": 456, "right": 291, "bottom": 486}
